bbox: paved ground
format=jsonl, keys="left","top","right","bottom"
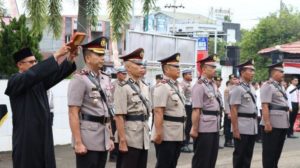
{"left": 1, "top": 133, "right": 300, "bottom": 168}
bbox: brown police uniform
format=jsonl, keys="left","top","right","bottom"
{"left": 230, "top": 59, "right": 258, "bottom": 168}
{"left": 223, "top": 74, "right": 237, "bottom": 147}
{"left": 260, "top": 62, "right": 289, "bottom": 168}
{"left": 191, "top": 55, "right": 221, "bottom": 168}
{"left": 114, "top": 48, "right": 151, "bottom": 168}
{"left": 151, "top": 53, "right": 186, "bottom": 168}
{"left": 180, "top": 69, "right": 193, "bottom": 150}
{"left": 68, "top": 37, "right": 112, "bottom": 168}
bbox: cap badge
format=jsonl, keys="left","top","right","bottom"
{"left": 100, "top": 39, "right": 106, "bottom": 47}
{"left": 176, "top": 55, "right": 180, "bottom": 61}
{"left": 140, "top": 51, "right": 144, "bottom": 58}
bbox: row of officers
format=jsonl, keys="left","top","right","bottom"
{"left": 66, "top": 36, "right": 290, "bottom": 168}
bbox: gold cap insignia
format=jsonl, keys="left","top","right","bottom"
{"left": 176, "top": 55, "right": 180, "bottom": 61}
{"left": 213, "top": 55, "right": 217, "bottom": 61}
{"left": 140, "top": 51, "right": 144, "bottom": 58}
{"left": 100, "top": 39, "right": 106, "bottom": 47}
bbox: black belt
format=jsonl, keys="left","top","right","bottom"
{"left": 269, "top": 104, "right": 289, "bottom": 111}
{"left": 238, "top": 113, "right": 257, "bottom": 119}
{"left": 125, "top": 114, "right": 149, "bottom": 121}
{"left": 81, "top": 113, "right": 111, "bottom": 124}
{"left": 202, "top": 110, "right": 220, "bottom": 116}
{"left": 163, "top": 115, "right": 186, "bottom": 123}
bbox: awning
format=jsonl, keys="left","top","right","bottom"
{"left": 284, "top": 62, "right": 300, "bottom": 74}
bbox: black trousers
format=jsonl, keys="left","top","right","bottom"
{"left": 184, "top": 104, "right": 192, "bottom": 145}
{"left": 233, "top": 134, "right": 256, "bottom": 168}
{"left": 262, "top": 128, "right": 287, "bottom": 168}
{"left": 192, "top": 133, "right": 219, "bottom": 168}
{"left": 119, "top": 147, "right": 148, "bottom": 168}
{"left": 155, "top": 141, "right": 183, "bottom": 168}
{"left": 288, "top": 102, "right": 299, "bottom": 136}
{"left": 76, "top": 150, "right": 108, "bottom": 168}
{"left": 224, "top": 114, "right": 233, "bottom": 143}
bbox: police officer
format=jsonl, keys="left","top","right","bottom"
{"left": 114, "top": 48, "right": 151, "bottom": 168}
{"left": 150, "top": 74, "right": 163, "bottom": 128}
{"left": 260, "top": 62, "right": 289, "bottom": 168}
{"left": 230, "top": 59, "right": 258, "bottom": 168}
{"left": 68, "top": 37, "right": 114, "bottom": 168}
{"left": 223, "top": 74, "right": 238, "bottom": 147}
{"left": 214, "top": 76, "right": 224, "bottom": 149}
{"left": 180, "top": 69, "right": 193, "bottom": 153}
{"left": 109, "top": 66, "right": 127, "bottom": 164}
{"left": 190, "top": 55, "right": 221, "bottom": 168}
{"left": 152, "top": 53, "right": 186, "bottom": 168}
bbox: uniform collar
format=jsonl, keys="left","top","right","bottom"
{"left": 84, "top": 66, "right": 100, "bottom": 78}
{"left": 240, "top": 79, "right": 250, "bottom": 87}
{"left": 164, "top": 75, "right": 178, "bottom": 85}
{"left": 201, "top": 76, "right": 213, "bottom": 84}
{"left": 126, "top": 75, "right": 140, "bottom": 85}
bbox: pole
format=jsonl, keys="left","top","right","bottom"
{"left": 173, "top": 0, "right": 176, "bottom": 35}
{"left": 214, "top": 28, "right": 217, "bottom": 54}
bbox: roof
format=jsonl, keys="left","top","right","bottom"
{"left": 258, "top": 40, "right": 300, "bottom": 55}
{"left": 155, "top": 11, "right": 215, "bottom": 24}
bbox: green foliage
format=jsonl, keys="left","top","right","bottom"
{"left": 240, "top": 8, "right": 300, "bottom": 81}
{"left": 48, "top": 0, "right": 63, "bottom": 37}
{"left": 0, "top": 15, "right": 42, "bottom": 77}
{"left": 108, "top": 0, "right": 132, "bottom": 40}
{"left": 208, "top": 38, "right": 227, "bottom": 59}
{"left": 86, "top": 0, "right": 100, "bottom": 27}
{"left": 142, "top": 0, "right": 156, "bottom": 15}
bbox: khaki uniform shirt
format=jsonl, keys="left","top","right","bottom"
{"left": 67, "top": 68, "right": 113, "bottom": 151}
{"left": 260, "top": 79, "right": 289, "bottom": 129}
{"left": 180, "top": 79, "right": 192, "bottom": 105}
{"left": 151, "top": 76, "right": 186, "bottom": 141}
{"left": 224, "top": 85, "right": 234, "bottom": 114}
{"left": 114, "top": 77, "right": 151, "bottom": 150}
{"left": 192, "top": 77, "right": 221, "bottom": 133}
{"left": 230, "top": 81, "right": 258, "bottom": 135}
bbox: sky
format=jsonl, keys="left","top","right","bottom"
{"left": 8, "top": 0, "right": 300, "bottom": 29}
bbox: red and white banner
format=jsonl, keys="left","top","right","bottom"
{"left": 284, "top": 62, "right": 300, "bottom": 74}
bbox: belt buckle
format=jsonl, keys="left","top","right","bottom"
{"left": 101, "top": 117, "right": 109, "bottom": 124}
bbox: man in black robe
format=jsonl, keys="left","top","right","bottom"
{"left": 5, "top": 46, "right": 77, "bottom": 168}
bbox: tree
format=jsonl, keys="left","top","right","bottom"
{"left": 0, "top": 15, "right": 42, "bottom": 77}
{"left": 240, "top": 7, "right": 300, "bottom": 81}
{"left": 208, "top": 37, "right": 227, "bottom": 58}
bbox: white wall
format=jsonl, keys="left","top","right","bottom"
{"left": 0, "top": 80, "right": 72, "bottom": 152}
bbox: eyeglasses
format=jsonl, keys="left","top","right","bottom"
{"left": 20, "top": 60, "right": 37, "bottom": 64}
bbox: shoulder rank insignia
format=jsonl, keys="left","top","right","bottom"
{"left": 118, "top": 80, "right": 127, "bottom": 87}
{"left": 197, "top": 79, "right": 203, "bottom": 84}
{"left": 77, "top": 69, "right": 89, "bottom": 75}
{"left": 101, "top": 71, "right": 109, "bottom": 76}
{"left": 161, "top": 79, "right": 168, "bottom": 84}
{"left": 141, "top": 79, "right": 148, "bottom": 86}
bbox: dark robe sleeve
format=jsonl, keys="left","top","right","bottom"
{"left": 43, "top": 57, "right": 76, "bottom": 90}
{"left": 4, "top": 56, "right": 59, "bottom": 97}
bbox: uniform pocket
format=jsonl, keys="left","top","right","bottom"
{"left": 89, "top": 91, "right": 101, "bottom": 98}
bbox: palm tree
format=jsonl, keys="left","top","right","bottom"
{"left": 25, "top": 0, "right": 156, "bottom": 65}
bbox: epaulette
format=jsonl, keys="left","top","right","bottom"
{"left": 118, "top": 80, "right": 128, "bottom": 87}
{"left": 141, "top": 79, "right": 148, "bottom": 86}
{"left": 101, "top": 71, "right": 109, "bottom": 76}
{"left": 76, "top": 69, "right": 89, "bottom": 75}
{"left": 197, "top": 79, "right": 203, "bottom": 84}
{"left": 161, "top": 79, "right": 168, "bottom": 84}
